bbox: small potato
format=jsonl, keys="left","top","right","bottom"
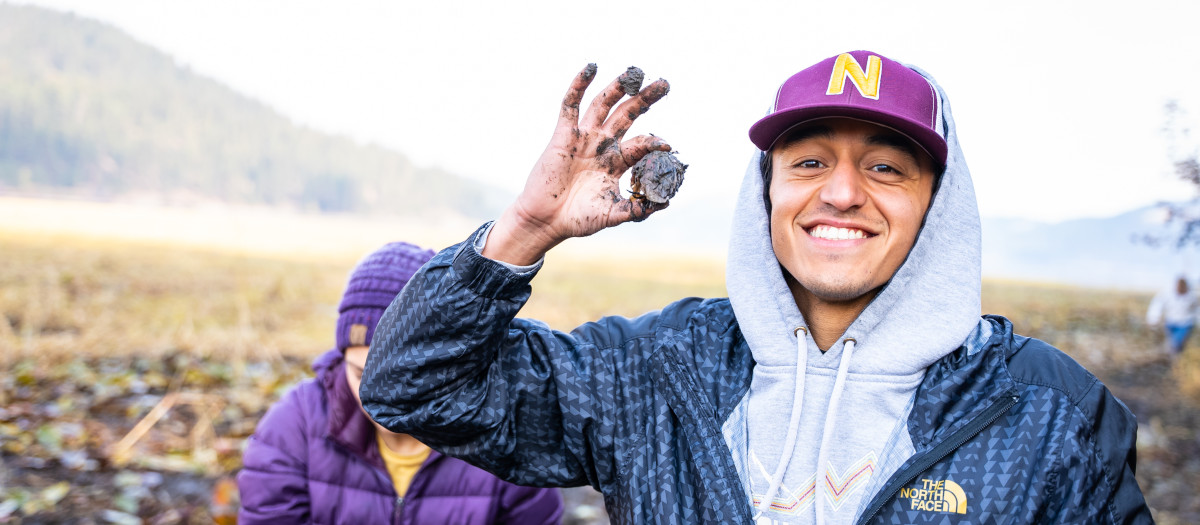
{"left": 630, "top": 151, "right": 687, "bottom": 204}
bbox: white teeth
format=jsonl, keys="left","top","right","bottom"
{"left": 808, "top": 225, "right": 866, "bottom": 240}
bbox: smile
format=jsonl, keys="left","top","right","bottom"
{"left": 807, "top": 225, "right": 868, "bottom": 240}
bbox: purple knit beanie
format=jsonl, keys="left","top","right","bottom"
{"left": 336, "top": 242, "right": 435, "bottom": 352}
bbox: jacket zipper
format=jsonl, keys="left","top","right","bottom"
{"left": 393, "top": 496, "right": 404, "bottom": 524}
{"left": 655, "top": 344, "right": 756, "bottom": 523}
{"left": 855, "top": 389, "right": 1020, "bottom": 525}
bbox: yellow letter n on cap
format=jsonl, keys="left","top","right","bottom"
{"left": 827, "top": 53, "right": 882, "bottom": 100}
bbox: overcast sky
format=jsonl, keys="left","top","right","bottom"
{"left": 20, "top": 0, "right": 1200, "bottom": 224}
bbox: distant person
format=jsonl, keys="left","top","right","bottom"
{"left": 1147, "top": 275, "right": 1199, "bottom": 357}
{"left": 237, "top": 242, "right": 563, "bottom": 524}
{"left": 361, "top": 51, "right": 1149, "bottom": 523}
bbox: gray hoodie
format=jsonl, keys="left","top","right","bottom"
{"left": 724, "top": 65, "right": 982, "bottom": 524}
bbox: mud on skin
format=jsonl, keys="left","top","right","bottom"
{"left": 630, "top": 151, "right": 687, "bottom": 204}
{"left": 626, "top": 196, "right": 660, "bottom": 222}
{"left": 596, "top": 137, "right": 617, "bottom": 157}
{"left": 619, "top": 66, "right": 645, "bottom": 96}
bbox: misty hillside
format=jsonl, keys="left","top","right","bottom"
{"left": 982, "top": 205, "right": 1200, "bottom": 291}
{"left": 0, "top": 4, "right": 504, "bottom": 218}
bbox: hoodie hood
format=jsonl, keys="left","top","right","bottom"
{"left": 728, "top": 70, "right": 980, "bottom": 375}
{"left": 724, "top": 59, "right": 981, "bottom": 524}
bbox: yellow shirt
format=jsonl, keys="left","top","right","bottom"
{"left": 376, "top": 434, "right": 431, "bottom": 497}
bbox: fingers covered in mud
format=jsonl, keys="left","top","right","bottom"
{"left": 525, "top": 64, "right": 674, "bottom": 239}
{"left": 559, "top": 63, "right": 598, "bottom": 124}
{"left": 582, "top": 66, "right": 646, "bottom": 129}
{"left": 618, "top": 134, "right": 671, "bottom": 168}
{"left": 605, "top": 79, "right": 670, "bottom": 139}
{"left": 615, "top": 193, "right": 669, "bottom": 223}
{"left": 618, "top": 66, "right": 645, "bottom": 96}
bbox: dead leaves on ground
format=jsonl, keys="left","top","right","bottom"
{"left": 0, "top": 353, "right": 310, "bottom": 523}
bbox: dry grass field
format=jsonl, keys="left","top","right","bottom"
{"left": 1, "top": 198, "right": 1197, "bottom": 523}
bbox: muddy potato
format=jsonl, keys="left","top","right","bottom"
{"left": 630, "top": 151, "right": 687, "bottom": 204}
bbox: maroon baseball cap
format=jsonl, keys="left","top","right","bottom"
{"left": 749, "top": 50, "right": 947, "bottom": 166}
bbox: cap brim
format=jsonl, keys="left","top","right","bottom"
{"left": 749, "top": 105, "right": 947, "bottom": 166}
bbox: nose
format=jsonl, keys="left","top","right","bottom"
{"left": 818, "top": 162, "right": 867, "bottom": 211}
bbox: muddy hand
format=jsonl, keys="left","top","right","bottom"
{"left": 484, "top": 64, "right": 672, "bottom": 266}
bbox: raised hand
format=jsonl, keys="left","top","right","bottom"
{"left": 483, "top": 64, "right": 672, "bottom": 266}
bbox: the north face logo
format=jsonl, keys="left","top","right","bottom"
{"left": 900, "top": 479, "right": 967, "bottom": 514}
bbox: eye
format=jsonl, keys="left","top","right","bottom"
{"left": 796, "top": 159, "right": 824, "bottom": 169}
{"left": 867, "top": 163, "right": 914, "bottom": 181}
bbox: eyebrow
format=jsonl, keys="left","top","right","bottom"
{"left": 775, "top": 123, "right": 927, "bottom": 167}
{"left": 865, "top": 132, "right": 923, "bottom": 164}
{"left": 776, "top": 124, "right": 833, "bottom": 148}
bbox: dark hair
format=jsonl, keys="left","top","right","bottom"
{"left": 759, "top": 151, "right": 774, "bottom": 215}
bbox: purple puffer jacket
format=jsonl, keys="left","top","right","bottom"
{"left": 237, "top": 349, "right": 563, "bottom": 524}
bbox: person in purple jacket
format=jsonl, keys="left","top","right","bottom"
{"left": 237, "top": 241, "right": 563, "bottom": 524}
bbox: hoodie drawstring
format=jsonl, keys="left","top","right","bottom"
{"left": 754, "top": 336, "right": 857, "bottom": 524}
{"left": 753, "top": 327, "right": 809, "bottom": 523}
{"left": 815, "top": 338, "right": 855, "bottom": 525}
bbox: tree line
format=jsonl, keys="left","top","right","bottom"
{"left": 0, "top": 4, "right": 501, "bottom": 218}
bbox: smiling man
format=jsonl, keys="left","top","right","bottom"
{"left": 764, "top": 118, "right": 936, "bottom": 349}
{"left": 361, "top": 51, "right": 1151, "bottom": 524}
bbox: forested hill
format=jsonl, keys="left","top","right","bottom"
{"left": 0, "top": 4, "right": 503, "bottom": 218}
